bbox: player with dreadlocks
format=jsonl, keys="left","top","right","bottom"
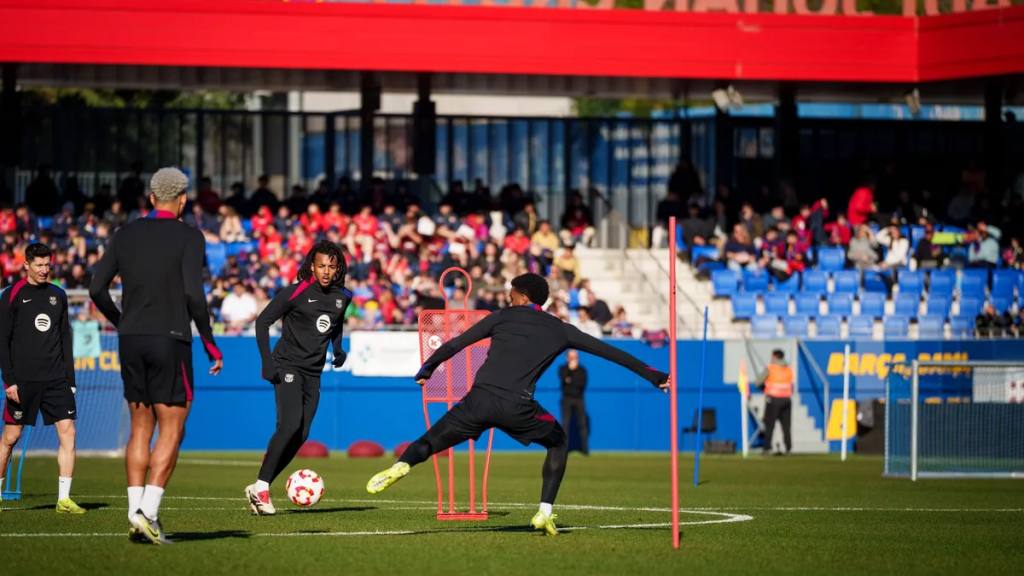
{"left": 245, "top": 241, "right": 352, "bottom": 515}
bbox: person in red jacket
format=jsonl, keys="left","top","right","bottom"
{"left": 847, "top": 185, "right": 876, "bottom": 227}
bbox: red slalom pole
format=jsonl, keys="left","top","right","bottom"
{"left": 669, "top": 216, "right": 680, "bottom": 549}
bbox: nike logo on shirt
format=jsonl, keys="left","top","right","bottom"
{"left": 307, "top": 299, "right": 318, "bottom": 303}
{"left": 22, "top": 299, "right": 31, "bottom": 303}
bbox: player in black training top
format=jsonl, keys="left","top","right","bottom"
{"left": 367, "top": 272, "right": 669, "bottom": 535}
{"left": 0, "top": 243, "right": 85, "bottom": 514}
{"left": 246, "top": 241, "right": 351, "bottom": 515}
{"left": 89, "top": 167, "right": 224, "bottom": 544}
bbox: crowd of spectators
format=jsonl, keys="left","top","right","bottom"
{"left": 3, "top": 167, "right": 636, "bottom": 338}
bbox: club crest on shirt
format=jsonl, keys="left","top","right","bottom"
{"left": 336, "top": 299, "right": 343, "bottom": 309}
{"left": 284, "top": 373, "right": 295, "bottom": 383}
{"left": 49, "top": 296, "right": 57, "bottom": 306}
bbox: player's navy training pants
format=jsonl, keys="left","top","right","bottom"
{"left": 258, "top": 369, "right": 320, "bottom": 483}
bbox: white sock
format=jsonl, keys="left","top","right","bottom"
{"left": 58, "top": 476, "right": 72, "bottom": 501}
{"left": 254, "top": 480, "right": 270, "bottom": 493}
{"left": 539, "top": 502, "right": 553, "bottom": 516}
{"left": 0, "top": 478, "right": 5, "bottom": 501}
{"left": 140, "top": 485, "right": 165, "bottom": 520}
{"left": 127, "top": 486, "right": 144, "bottom": 519}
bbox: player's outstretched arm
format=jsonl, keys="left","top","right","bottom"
{"left": 415, "top": 312, "right": 499, "bottom": 384}
{"left": 183, "top": 230, "right": 223, "bottom": 373}
{"left": 255, "top": 285, "right": 294, "bottom": 383}
{"left": 59, "top": 290, "right": 75, "bottom": 388}
{"left": 565, "top": 324, "right": 669, "bottom": 390}
{"left": 87, "top": 234, "right": 121, "bottom": 327}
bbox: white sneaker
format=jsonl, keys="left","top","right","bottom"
{"left": 245, "top": 484, "right": 276, "bottom": 516}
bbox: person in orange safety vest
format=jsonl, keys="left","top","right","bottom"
{"left": 757, "top": 349, "right": 793, "bottom": 455}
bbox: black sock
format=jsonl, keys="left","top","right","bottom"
{"left": 398, "top": 437, "right": 433, "bottom": 467}
{"left": 541, "top": 443, "right": 568, "bottom": 504}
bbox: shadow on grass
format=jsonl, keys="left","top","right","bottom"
{"left": 169, "top": 530, "right": 251, "bottom": 542}
{"left": 25, "top": 502, "right": 110, "bottom": 511}
{"left": 286, "top": 506, "right": 376, "bottom": 514}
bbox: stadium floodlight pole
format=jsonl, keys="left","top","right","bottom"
{"left": 911, "top": 360, "right": 919, "bottom": 482}
{"left": 842, "top": 344, "right": 850, "bottom": 462}
{"left": 693, "top": 306, "right": 708, "bottom": 487}
{"left": 668, "top": 216, "right": 680, "bottom": 549}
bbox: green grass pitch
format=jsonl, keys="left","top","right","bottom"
{"left": 1, "top": 452, "right": 1022, "bottom": 575}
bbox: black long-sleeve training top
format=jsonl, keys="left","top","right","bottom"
{"left": 255, "top": 279, "right": 351, "bottom": 379}
{"left": 416, "top": 305, "right": 668, "bottom": 402}
{"left": 0, "top": 280, "right": 75, "bottom": 387}
{"left": 88, "top": 210, "right": 222, "bottom": 361}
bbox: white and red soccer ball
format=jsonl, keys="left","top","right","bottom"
{"left": 286, "top": 469, "right": 324, "bottom": 507}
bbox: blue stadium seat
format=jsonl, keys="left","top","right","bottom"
{"left": 826, "top": 292, "right": 854, "bottom": 317}
{"left": 817, "top": 247, "right": 846, "bottom": 272}
{"left": 991, "top": 294, "right": 1014, "bottom": 313}
{"left": 803, "top": 270, "right": 829, "bottom": 294}
{"left": 894, "top": 293, "right": 920, "bottom": 318}
{"left": 796, "top": 292, "right": 821, "bottom": 316}
{"left": 833, "top": 270, "right": 860, "bottom": 294}
{"left": 731, "top": 293, "right": 758, "bottom": 320}
{"left": 925, "top": 296, "right": 951, "bottom": 319}
{"left": 949, "top": 315, "right": 974, "bottom": 338}
{"left": 958, "top": 297, "right": 983, "bottom": 319}
{"left": 772, "top": 273, "right": 801, "bottom": 294}
{"left": 863, "top": 271, "right": 889, "bottom": 294}
{"left": 815, "top": 315, "right": 842, "bottom": 338}
{"left": 897, "top": 271, "right": 924, "bottom": 295}
{"left": 884, "top": 316, "right": 910, "bottom": 338}
{"left": 751, "top": 315, "right": 779, "bottom": 339}
{"left": 741, "top": 269, "right": 770, "bottom": 294}
{"left": 960, "top": 269, "right": 988, "bottom": 298}
{"left": 691, "top": 245, "right": 719, "bottom": 265}
{"left": 928, "top": 269, "right": 956, "bottom": 298}
{"left": 910, "top": 225, "right": 927, "bottom": 249}
{"left": 205, "top": 242, "right": 227, "bottom": 276}
{"left": 711, "top": 269, "right": 739, "bottom": 298}
{"left": 784, "top": 315, "right": 810, "bottom": 337}
{"left": 992, "top": 269, "right": 1019, "bottom": 297}
{"left": 858, "top": 292, "right": 886, "bottom": 318}
{"left": 765, "top": 292, "right": 791, "bottom": 317}
{"left": 918, "top": 316, "right": 945, "bottom": 340}
{"left": 848, "top": 315, "right": 874, "bottom": 339}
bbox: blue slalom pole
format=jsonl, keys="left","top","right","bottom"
{"left": 692, "top": 306, "right": 709, "bottom": 487}
{"left": 3, "top": 425, "right": 30, "bottom": 500}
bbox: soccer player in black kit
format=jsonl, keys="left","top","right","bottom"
{"left": 367, "top": 273, "right": 669, "bottom": 535}
{"left": 90, "top": 167, "right": 224, "bottom": 544}
{"left": 246, "top": 241, "right": 351, "bottom": 515}
{"left": 0, "top": 243, "right": 84, "bottom": 514}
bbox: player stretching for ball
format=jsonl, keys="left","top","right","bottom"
{"left": 246, "top": 241, "right": 351, "bottom": 515}
{"left": 0, "top": 243, "right": 84, "bottom": 514}
{"left": 367, "top": 273, "right": 669, "bottom": 535}
{"left": 90, "top": 167, "right": 224, "bottom": 544}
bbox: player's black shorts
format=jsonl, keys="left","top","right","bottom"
{"left": 426, "top": 387, "right": 565, "bottom": 448}
{"left": 119, "top": 335, "right": 194, "bottom": 406}
{"left": 3, "top": 379, "right": 76, "bottom": 426}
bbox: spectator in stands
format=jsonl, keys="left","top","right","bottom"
{"left": 26, "top": 165, "right": 62, "bottom": 217}
{"left": 503, "top": 227, "right": 531, "bottom": 256}
{"left": 116, "top": 162, "right": 146, "bottom": 213}
{"left": 825, "top": 212, "right": 853, "bottom": 246}
{"left": 966, "top": 221, "right": 1001, "bottom": 268}
{"left": 434, "top": 202, "right": 460, "bottom": 231}
{"left": 196, "top": 176, "right": 222, "bottom": 215}
{"left": 652, "top": 190, "right": 685, "bottom": 248}
{"left": 738, "top": 202, "right": 764, "bottom": 240}
{"left": 250, "top": 174, "right": 278, "bottom": 211}
{"left": 610, "top": 306, "right": 635, "bottom": 338}
{"left": 225, "top": 181, "right": 249, "bottom": 217}
{"left": 515, "top": 200, "right": 540, "bottom": 237}
{"left": 560, "top": 193, "right": 595, "bottom": 247}
{"left": 219, "top": 207, "right": 248, "bottom": 243}
{"left": 285, "top": 184, "right": 309, "bottom": 215}
{"left": 554, "top": 245, "right": 581, "bottom": 284}
{"left": 762, "top": 205, "right": 788, "bottom": 231}
{"left": 779, "top": 230, "right": 809, "bottom": 279}
{"left": 848, "top": 225, "right": 879, "bottom": 269}
{"left": 573, "top": 307, "right": 603, "bottom": 339}
{"left": 847, "top": 183, "right": 877, "bottom": 227}
{"left": 1003, "top": 237, "right": 1024, "bottom": 269}
{"left": 976, "top": 302, "right": 1012, "bottom": 338}
{"left": 681, "top": 203, "right": 714, "bottom": 247}
{"left": 912, "top": 224, "right": 942, "bottom": 270}
{"left": 532, "top": 220, "right": 560, "bottom": 253}
{"left": 877, "top": 224, "right": 910, "bottom": 271}
{"left": 724, "top": 224, "right": 759, "bottom": 273}
{"left": 220, "top": 280, "right": 259, "bottom": 333}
